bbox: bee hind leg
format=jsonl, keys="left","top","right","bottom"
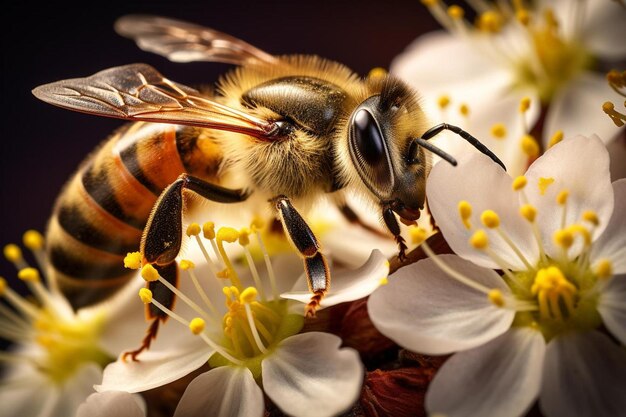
{"left": 273, "top": 196, "right": 330, "bottom": 318}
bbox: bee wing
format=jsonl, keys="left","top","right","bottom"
{"left": 114, "top": 14, "right": 279, "bottom": 66}
{"left": 32, "top": 63, "right": 279, "bottom": 139}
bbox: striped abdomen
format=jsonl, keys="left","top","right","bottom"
{"left": 47, "top": 122, "right": 222, "bottom": 308}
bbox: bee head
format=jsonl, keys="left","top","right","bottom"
{"left": 347, "top": 76, "right": 431, "bottom": 222}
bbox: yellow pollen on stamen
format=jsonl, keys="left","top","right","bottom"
{"left": 18, "top": 268, "right": 40, "bottom": 282}
{"left": 458, "top": 200, "right": 472, "bottom": 229}
{"left": 488, "top": 289, "right": 505, "bottom": 307}
{"left": 582, "top": 210, "right": 600, "bottom": 226}
{"left": 186, "top": 223, "right": 201, "bottom": 237}
{"left": 410, "top": 227, "right": 428, "bottom": 245}
{"left": 459, "top": 103, "right": 470, "bottom": 117}
{"left": 538, "top": 177, "right": 555, "bottom": 195}
{"left": 238, "top": 228, "right": 251, "bottom": 246}
{"left": 138, "top": 288, "right": 153, "bottom": 304}
{"left": 217, "top": 227, "right": 239, "bottom": 243}
{"left": 189, "top": 318, "right": 206, "bottom": 335}
{"left": 531, "top": 266, "right": 577, "bottom": 321}
{"left": 477, "top": 10, "right": 502, "bottom": 33}
{"left": 595, "top": 259, "right": 613, "bottom": 279}
{"left": 368, "top": 67, "right": 387, "bottom": 79}
{"left": 512, "top": 176, "right": 527, "bottom": 191}
{"left": 179, "top": 259, "right": 195, "bottom": 270}
{"left": 554, "top": 229, "right": 574, "bottom": 249}
{"left": 519, "top": 97, "right": 531, "bottom": 113}
{"left": 481, "top": 210, "right": 500, "bottom": 229}
{"left": 490, "top": 123, "right": 507, "bottom": 139}
{"left": 447, "top": 5, "right": 464, "bottom": 19}
{"left": 3, "top": 244, "right": 22, "bottom": 263}
{"left": 202, "top": 222, "right": 216, "bottom": 240}
{"left": 250, "top": 216, "right": 265, "bottom": 231}
{"left": 240, "top": 287, "right": 258, "bottom": 304}
{"left": 470, "top": 230, "right": 489, "bottom": 249}
{"left": 23, "top": 230, "right": 44, "bottom": 251}
{"left": 516, "top": 8, "right": 531, "bottom": 26}
{"left": 548, "top": 130, "right": 564, "bottom": 148}
{"left": 123, "top": 252, "right": 142, "bottom": 269}
{"left": 520, "top": 134, "right": 540, "bottom": 158}
{"left": 379, "top": 277, "right": 389, "bottom": 286}
{"left": 141, "top": 264, "right": 160, "bottom": 282}
{"left": 556, "top": 190, "right": 569, "bottom": 205}
{"left": 520, "top": 204, "right": 537, "bottom": 222}
{"left": 437, "top": 95, "right": 451, "bottom": 110}
{"left": 568, "top": 224, "right": 591, "bottom": 246}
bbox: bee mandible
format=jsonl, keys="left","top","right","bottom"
{"left": 32, "top": 15, "right": 505, "bottom": 360}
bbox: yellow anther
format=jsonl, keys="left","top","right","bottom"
{"left": 368, "top": 67, "right": 387, "bottom": 79}
{"left": 410, "top": 227, "right": 428, "bottom": 245}
{"left": 23, "top": 230, "right": 44, "bottom": 250}
{"left": 251, "top": 216, "right": 265, "bottom": 231}
{"left": 379, "top": 277, "right": 389, "bottom": 286}
{"left": 0, "top": 277, "right": 6, "bottom": 295}
{"left": 554, "top": 229, "right": 574, "bottom": 249}
{"left": 447, "top": 5, "right": 464, "bottom": 19}
{"left": 548, "top": 130, "right": 564, "bottom": 148}
{"left": 488, "top": 289, "right": 505, "bottom": 307}
{"left": 180, "top": 259, "right": 195, "bottom": 271}
{"left": 490, "top": 123, "right": 507, "bottom": 139}
{"left": 186, "top": 223, "right": 201, "bottom": 237}
{"left": 470, "top": 230, "right": 489, "bottom": 249}
{"left": 477, "top": 10, "right": 502, "bottom": 33}
{"left": 141, "top": 264, "right": 160, "bottom": 282}
{"left": 516, "top": 8, "right": 531, "bottom": 25}
{"left": 481, "top": 210, "right": 500, "bottom": 229}
{"left": 602, "top": 101, "right": 625, "bottom": 127}
{"left": 538, "top": 177, "right": 555, "bottom": 195}
{"left": 222, "top": 286, "right": 233, "bottom": 299}
{"left": 421, "top": 0, "right": 439, "bottom": 7}
{"left": 138, "top": 288, "right": 153, "bottom": 304}
{"left": 519, "top": 97, "right": 531, "bottom": 113}
{"left": 531, "top": 266, "right": 577, "bottom": 321}
{"left": 189, "top": 318, "right": 206, "bottom": 335}
{"left": 3, "top": 244, "right": 22, "bottom": 262}
{"left": 512, "top": 176, "right": 527, "bottom": 191}
{"left": 217, "top": 227, "right": 239, "bottom": 243}
{"left": 556, "top": 190, "right": 569, "bottom": 205}
{"left": 459, "top": 103, "right": 470, "bottom": 117}
{"left": 520, "top": 204, "right": 537, "bottom": 222}
{"left": 520, "top": 134, "right": 540, "bottom": 158}
{"left": 458, "top": 200, "right": 472, "bottom": 229}
{"left": 123, "top": 252, "right": 142, "bottom": 269}
{"left": 18, "top": 267, "right": 40, "bottom": 282}
{"left": 582, "top": 210, "right": 600, "bottom": 226}
{"left": 595, "top": 259, "right": 613, "bottom": 279}
{"left": 437, "top": 95, "right": 451, "bottom": 110}
{"left": 238, "top": 228, "right": 251, "bottom": 246}
{"left": 202, "top": 222, "right": 216, "bottom": 240}
{"left": 240, "top": 287, "right": 258, "bottom": 304}
{"left": 568, "top": 225, "right": 591, "bottom": 246}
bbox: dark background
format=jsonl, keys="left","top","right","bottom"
{"left": 0, "top": 0, "right": 438, "bottom": 287}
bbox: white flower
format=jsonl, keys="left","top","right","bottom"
{"left": 392, "top": 0, "right": 625, "bottom": 175}
{"left": 77, "top": 391, "right": 146, "bottom": 417}
{"left": 97, "top": 220, "right": 390, "bottom": 417}
{"left": 0, "top": 232, "right": 145, "bottom": 417}
{"left": 368, "top": 135, "right": 626, "bottom": 416}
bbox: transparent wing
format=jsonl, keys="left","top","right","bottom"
{"left": 32, "top": 63, "right": 279, "bottom": 139}
{"left": 114, "top": 14, "right": 279, "bottom": 65}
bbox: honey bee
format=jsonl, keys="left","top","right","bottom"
{"left": 33, "top": 15, "right": 504, "bottom": 359}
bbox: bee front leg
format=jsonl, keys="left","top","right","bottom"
{"left": 273, "top": 196, "right": 330, "bottom": 318}
{"left": 382, "top": 205, "right": 408, "bottom": 262}
{"left": 124, "top": 173, "right": 248, "bottom": 361}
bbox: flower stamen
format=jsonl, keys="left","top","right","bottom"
{"left": 531, "top": 266, "right": 578, "bottom": 321}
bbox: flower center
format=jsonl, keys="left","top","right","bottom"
{"left": 530, "top": 266, "right": 577, "bottom": 321}
{"left": 1, "top": 233, "right": 110, "bottom": 385}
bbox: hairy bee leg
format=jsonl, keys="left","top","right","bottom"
{"left": 273, "top": 196, "right": 330, "bottom": 317}
{"left": 337, "top": 203, "right": 391, "bottom": 239}
{"left": 123, "top": 262, "right": 178, "bottom": 362}
{"left": 382, "top": 205, "right": 408, "bottom": 262}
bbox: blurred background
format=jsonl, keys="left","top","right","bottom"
{"left": 0, "top": 0, "right": 437, "bottom": 288}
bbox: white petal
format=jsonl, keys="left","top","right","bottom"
{"left": 597, "top": 274, "right": 626, "bottom": 345}
{"left": 540, "top": 331, "right": 626, "bottom": 417}
{"left": 368, "top": 256, "right": 514, "bottom": 355}
{"left": 427, "top": 152, "right": 539, "bottom": 270}
{"left": 582, "top": 0, "right": 626, "bottom": 59}
{"left": 48, "top": 364, "right": 102, "bottom": 417}
{"left": 77, "top": 391, "right": 145, "bottom": 417}
{"left": 0, "top": 367, "right": 56, "bottom": 417}
{"left": 173, "top": 367, "right": 264, "bottom": 417}
{"left": 262, "top": 332, "right": 363, "bottom": 417}
{"left": 281, "top": 249, "right": 389, "bottom": 308}
{"left": 544, "top": 73, "right": 625, "bottom": 146}
{"left": 591, "top": 180, "right": 626, "bottom": 273}
{"left": 96, "top": 340, "right": 211, "bottom": 393}
{"left": 323, "top": 224, "right": 397, "bottom": 268}
{"left": 426, "top": 328, "right": 545, "bottom": 417}
{"left": 525, "top": 134, "right": 613, "bottom": 258}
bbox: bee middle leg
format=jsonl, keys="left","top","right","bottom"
{"left": 336, "top": 202, "right": 391, "bottom": 239}
{"left": 124, "top": 173, "right": 248, "bottom": 361}
{"left": 273, "top": 195, "right": 330, "bottom": 318}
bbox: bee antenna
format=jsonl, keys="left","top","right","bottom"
{"left": 421, "top": 123, "right": 507, "bottom": 171}
{"left": 413, "top": 137, "right": 457, "bottom": 166}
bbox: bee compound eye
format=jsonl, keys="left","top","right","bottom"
{"left": 352, "top": 109, "right": 385, "bottom": 165}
